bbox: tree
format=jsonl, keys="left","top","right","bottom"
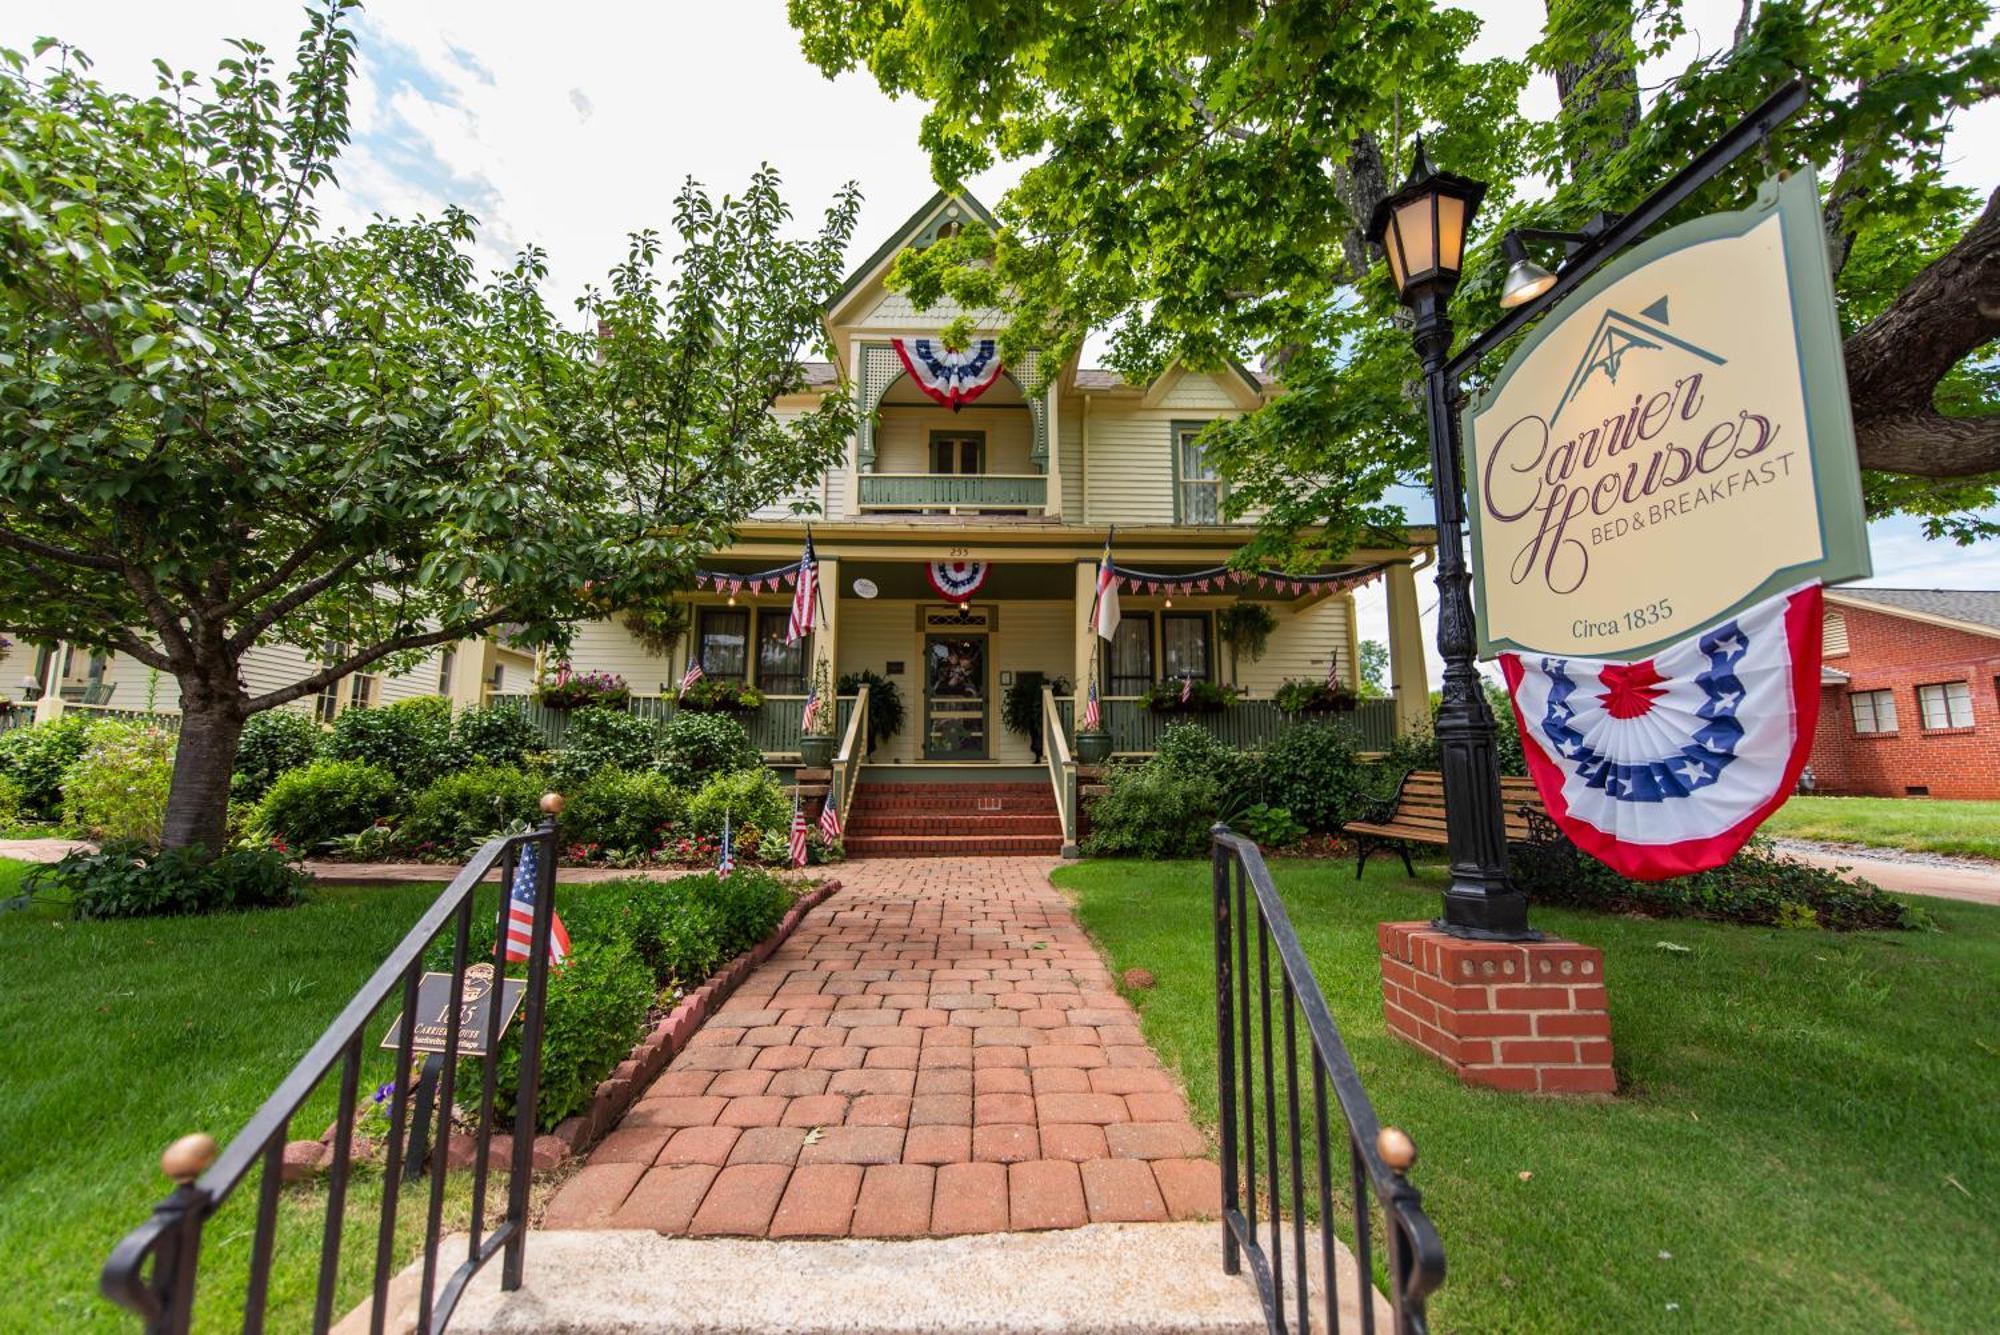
{"left": 790, "top": 0, "right": 2000, "bottom": 555}
{"left": 0, "top": 2, "right": 860, "bottom": 854}
{"left": 1358, "top": 640, "right": 1390, "bottom": 699}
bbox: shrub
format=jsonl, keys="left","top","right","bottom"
{"left": 253, "top": 759, "right": 399, "bottom": 852}
{"left": 0, "top": 773, "right": 21, "bottom": 828}
{"left": 549, "top": 706, "right": 658, "bottom": 790}
{"left": 1152, "top": 723, "right": 1258, "bottom": 795}
{"left": 687, "top": 768, "right": 790, "bottom": 839}
{"left": 452, "top": 703, "right": 541, "bottom": 767}
{"left": 27, "top": 840, "right": 308, "bottom": 919}
{"left": 657, "top": 711, "right": 760, "bottom": 789}
{"left": 231, "top": 709, "right": 323, "bottom": 800}
{"left": 399, "top": 766, "right": 546, "bottom": 856}
{"left": 1259, "top": 721, "right": 1375, "bottom": 833}
{"left": 1082, "top": 764, "right": 1222, "bottom": 859}
{"left": 1516, "top": 838, "right": 1927, "bottom": 932}
{"left": 0, "top": 715, "right": 105, "bottom": 818}
{"left": 322, "top": 696, "right": 462, "bottom": 785}
{"left": 487, "top": 936, "right": 655, "bottom": 1130}
{"left": 61, "top": 722, "right": 176, "bottom": 842}
{"left": 563, "top": 769, "right": 688, "bottom": 854}
{"left": 1239, "top": 803, "right": 1307, "bottom": 849}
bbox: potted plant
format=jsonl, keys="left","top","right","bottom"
{"left": 1274, "top": 677, "right": 1359, "bottom": 714}
{"left": 678, "top": 677, "right": 764, "bottom": 714}
{"left": 837, "top": 669, "right": 905, "bottom": 756}
{"left": 1001, "top": 672, "right": 1070, "bottom": 761}
{"left": 1145, "top": 677, "right": 1237, "bottom": 713}
{"left": 622, "top": 602, "right": 688, "bottom": 658}
{"left": 798, "top": 657, "right": 837, "bottom": 768}
{"left": 1217, "top": 601, "right": 1277, "bottom": 680}
{"left": 1075, "top": 667, "right": 1113, "bottom": 763}
{"left": 535, "top": 663, "right": 631, "bottom": 711}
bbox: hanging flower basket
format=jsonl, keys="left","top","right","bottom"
{"left": 1274, "top": 679, "right": 1359, "bottom": 714}
{"left": 679, "top": 677, "right": 764, "bottom": 714}
{"left": 1144, "top": 680, "right": 1238, "bottom": 714}
{"left": 536, "top": 666, "right": 630, "bottom": 711}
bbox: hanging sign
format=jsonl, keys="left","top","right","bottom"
{"left": 1464, "top": 168, "right": 1869, "bottom": 662}
{"left": 893, "top": 337, "right": 1006, "bottom": 409}
{"left": 926, "top": 560, "right": 990, "bottom": 601}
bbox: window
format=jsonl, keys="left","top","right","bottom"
{"left": 313, "top": 643, "right": 376, "bottom": 721}
{"left": 930, "top": 430, "right": 985, "bottom": 475}
{"left": 1174, "top": 423, "right": 1223, "bottom": 523}
{"left": 1104, "top": 612, "right": 1155, "bottom": 696}
{"left": 1849, "top": 689, "right": 1897, "bottom": 735}
{"left": 1162, "top": 613, "right": 1213, "bottom": 682}
{"left": 696, "top": 608, "right": 750, "bottom": 680}
{"left": 1917, "top": 680, "right": 1974, "bottom": 730}
{"left": 756, "top": 610, "right": 808, "bottom": 695}
{"left": 437, "top": 648, "right": 457, "bottom": 694}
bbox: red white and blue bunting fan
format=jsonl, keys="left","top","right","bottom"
{"left": 926, "top": 560, "right": 990, "bottom": 602}
{"left": 1498, "top": 582, "right": 1824, "bottom": 882}
{"left": 893, "top": 337, "right": 1005, "bottom": 409}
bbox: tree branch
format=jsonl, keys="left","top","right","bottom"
{"left": 1853, "top": 410, "right": 2000, "bottom": 478}
{"left": 0, "top": 525, "right": 122, "bottom": 571}
{"left": 226, "top": 550, "right": 370, "bottom": 653}
{"left": 247, "top": 615, "right": 509, "bottom": 712}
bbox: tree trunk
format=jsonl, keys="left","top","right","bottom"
{"left": 161, "top": 679, "right": 250, "bottom": 856}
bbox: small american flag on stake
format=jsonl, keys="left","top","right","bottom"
{"left": 717, "top": 812, "right": 735, "bottom": 879}
{"left": 1180, "top": 674, "right": 1193, "bottom": 705}
{"left": 789, "top": 790, "right": 809, "bottom": 868}
{"left": 1326, "top": 651, "right": 1342, "bottom": 690}
{"left": 819, "top": 793, "right": 842, "bottom": 842}
{"left": 800, "top": 681, "right": 823, "bottom": 734}
{"left": 679, "top": 658, "right": 704, "bottom": 698}
{"left": 1082, "top": 678, "right": 1100, "bottom": 730}
{"left": 502, "top": 841, "right": 570, "bottom": 966}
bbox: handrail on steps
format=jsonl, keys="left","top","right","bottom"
{"left": 832, "top": 682, "right": 870, "bottom": 826}
{"left": 1041, "top": 684, "right": 1079, "bottom": 856}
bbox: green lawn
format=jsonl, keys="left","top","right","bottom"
{"left": 1056, "top": 859, "right": 2000, "bottom": 1334}
{"left": 0, "top": 860, "right": 516, "bottom": 1331}
{"left": 1764, "top": 795, "right": 2000, "bottom": 861}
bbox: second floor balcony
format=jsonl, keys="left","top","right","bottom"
{"left": 857, "top": 359, "right": 1050, "bottom": 515}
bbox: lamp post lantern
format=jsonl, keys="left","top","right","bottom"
{"left": 1367, "top": 140, "right": 1534, "bottom": 941}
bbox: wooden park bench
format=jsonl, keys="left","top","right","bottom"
{"left": 1342, "top": 770, "right": 1556, "bottom": 879}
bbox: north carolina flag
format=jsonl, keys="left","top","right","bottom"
{"left": 1091, "top": 533, "right": 1121, "bottom": 642}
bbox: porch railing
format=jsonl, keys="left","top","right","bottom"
{"left": 488, "top": 692, "right": 854, "bottom": 761}
{"left": 101, "top": 820, "right": 565, "bottom": 1334}
{"left": 829, "top": 683, "right": 870, "bottom": 826}
{"left": 1040, "top": 685, "right": 1078, "bottom": 853}
{"left": 1212, "top": 827, "right": 1445, "bottom": 1333}
{"left": 856, "top": 472, "right": 1048, "bottom": 512}
{"left": 1096, "top": 696, "right": 1398, "bottom": 756}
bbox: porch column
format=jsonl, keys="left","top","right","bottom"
{"left": 446, "top": 637, "right": 491, "bottom": 710}
{"left": 816, "top": 556, "right": 841, "bottom": 684}
{"left": 1385, "top": 560, "right": 1431, "bottom": 738}
{"left": 1072, "top": 560, "right": 1097, "bottom": 696}
{"left": 33, "top": 642, "right": 66, "bottom": 723}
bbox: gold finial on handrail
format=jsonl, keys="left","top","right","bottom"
{"left": 161, "top": 1134, "right": 217, "bottom": 1185}
{"left": 1377, "top": 1126, "right": 1417, "bottom": 1174}
{"left": 539, "top": 792, "right": 566, "bottom": 816}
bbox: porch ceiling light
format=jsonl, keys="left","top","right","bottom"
{"left": 1365, "top": 136, "right": 1486, "bottom": 302}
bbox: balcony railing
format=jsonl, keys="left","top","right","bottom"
{"left": 490, "top": 693, "right": 856, "bottom": 760}
{"left": 856, "top": 472, "right": 1048, "bottom": 513}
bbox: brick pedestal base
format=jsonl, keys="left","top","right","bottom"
{"left": 1378, "top": 922, "right": 1615, "bottom": 1095}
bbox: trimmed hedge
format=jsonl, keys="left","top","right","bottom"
{"left": 398, "top": 765, "right": 547, "bottom": 857}
{"left": 253, "top": 759, "right": 399, "bottom": 852}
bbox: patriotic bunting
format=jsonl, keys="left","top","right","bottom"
{"left": 892, "top": 336, "right": 1006, "bottom": 409}
{"left": 1499, "top": 582, "right": 1824, "bottom": 881}
{"left": 926, "top": 560, "right": 990, "bottom": 602}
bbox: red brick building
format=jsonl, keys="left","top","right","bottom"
{"left": 1808, "top": 588, "right": 2000, "bottom": 799}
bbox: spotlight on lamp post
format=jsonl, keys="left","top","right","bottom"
{"left": 1366, "top": 139, "right": 1534, "bottom": 941}
{"left": 1496, "top": 217, "right": 1624, "bottom": 309}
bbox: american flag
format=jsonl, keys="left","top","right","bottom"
{"left": 679, "top": 658, "right": 704, "bottom": 697}
{"left": 1082, "top": 678, "right": 1100, "bottom": 730}
{"left": 819, "top": 793, "right": 842, "bottom": 842}
{"left": 717, "top": 812, "right": 735, "bottom": 879}
{"left": 1180, "top": 674, "right": 1193, "bottom": 705}
{"left": 787, "top": 534, "right": 818, "bottom": 644}
{"left": 502, "top": 842, "right": 570, "bottom": 966}
{"left": 800, "top": 681, "right": 824, "bottom": 733}
{"left": 1326, "top": 652, "right": 1342, "bottom": 690}
{"left": 789, "top": 790, "right": 809, "bottom": 868}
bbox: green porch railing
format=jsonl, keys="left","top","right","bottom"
{"left": 856, "top": 473, "right": 1048, "bottom": 511}
{"left": 488, "top": 692, "right": 855, "bottom": 760}
{"left": 1092, "top": 695, "right": 1400, "bottom": 756}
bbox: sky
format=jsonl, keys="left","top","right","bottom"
{"left": 8, "top": 1, "right": 1996, "bottom": 686}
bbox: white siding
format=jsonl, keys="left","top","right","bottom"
{"left": 1082, "top": 409, "right": 1178, "bottom": 524}
{"left": 1156, "top": 371, "right": 1241, "bottom": 410}
{"left": 854, "top": 290, "right": 1007, "bottom": 331}
{"left": 873, "top": 405, "right": 1036, "bottom": 475}
{"left": 749, "top": 400, "right": 835, "bottom": 522}
{"left": 1057, "top": 409, "right": 1085, "bottom": 517}
{"left": 1239, "top": 596, "right": 1355, "bottom": 695}
{"left": 565, "top": 614, "right": 683, "bottom": 696}
{"left": 835, "top": 598, "right": 920, "bottom": 763}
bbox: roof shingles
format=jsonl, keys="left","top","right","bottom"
{"left": 1833, "top": 587, "right": 2000, "bottom": 633}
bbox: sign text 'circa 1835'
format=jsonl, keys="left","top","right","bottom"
{"left": 1464, "top": 168, "right": 1869, "bottom": 660}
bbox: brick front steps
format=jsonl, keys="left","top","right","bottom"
{"left": 845, "top": 783, "right": 1064, "bottom": 859}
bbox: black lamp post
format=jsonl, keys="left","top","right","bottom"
{"left": 1367, "top": 140, "right": 1534, "bottom": 941}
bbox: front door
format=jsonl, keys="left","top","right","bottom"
{"left": 924, "top": 635, "right": 988, "bottom": 760}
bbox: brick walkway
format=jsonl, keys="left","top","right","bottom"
{"left": 544, "top": 858, "right": 1219, "bottom": 1238}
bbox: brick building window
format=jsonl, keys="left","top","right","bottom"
{"left": 1849, "top": 689, "right": 1897, "bottom": 735}
{"left": 1916, "top": 680, "right": 1974, "bottom": 730}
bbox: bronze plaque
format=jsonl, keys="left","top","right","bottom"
{"left": 379, "top": 963, "right": 526, "bottom": 1058}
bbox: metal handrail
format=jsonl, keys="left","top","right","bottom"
{"left": 1040, "top": 684, "right": 1078, "bottom": 851}
{"left": 1211, "top": 827, "right": 1445, "bottom": 1334}
{"left": 101, "top": 819, "right": 565, "bottom": 1334}
{"left": 832, "top": 682, "right": 870, "bottom": 825}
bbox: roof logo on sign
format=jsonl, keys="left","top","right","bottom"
{"left": 1549, "top": 297, "right": 1727, "bottom": 426}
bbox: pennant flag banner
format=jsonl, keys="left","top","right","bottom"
{"left": 892, "top": 337, "right": 1006, "bottom": 409}
{"left": 1498, "top": 582, "right": 1823, "bottom": 881}
{"left": 691, "top": 560, "right": 806, "bottom": 592}
{"left": 927, "top": 560, "right": 990, "bottom": 601}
